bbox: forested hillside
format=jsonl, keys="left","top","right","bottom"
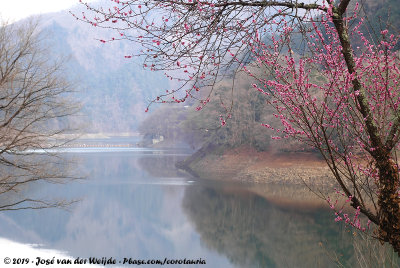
{"left": 39, "top": 8, "right": 169, "bottom": 133}
{"left": 138, "top": 70, "right": 304, "bottom": 152}
{"left": 356, "top": 0, "right": 400, "bottom": 32}
{"left": 138, "top": 0, "right": 400, "bottom": 151}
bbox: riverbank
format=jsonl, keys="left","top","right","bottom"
{"left": 176, "top": 145, "right": 340, "bottom": 208}
{"left": 177, "top": 145, "right": 337, "bottom": 188}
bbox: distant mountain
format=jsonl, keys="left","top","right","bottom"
{"left": 349, "top": 0, "right": 400, "bottom": 34}
{"left": 34, "top": 0, "right": 399, "bottom": 134}
{"left": 37, "top": 7, "right": 169, "bottom": 133}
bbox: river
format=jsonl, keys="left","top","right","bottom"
{"left": 0, "top": 140, "right": 396, "bottom": 267}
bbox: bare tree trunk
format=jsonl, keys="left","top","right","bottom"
{"left": 377, "top": 157, "right": 400, "bottom": 253}
{"left": 332, "top": 4, "right": 400, "bottom": 254}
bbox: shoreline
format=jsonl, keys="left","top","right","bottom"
{"left": 177, "top": 145, "right": 337, "bottom": 187}
{"left": 176, "top": 145, "right": 341, "bottom": 209}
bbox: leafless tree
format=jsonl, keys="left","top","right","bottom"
{"left": 0, "top": 19, "right": 80, "bottom": 211}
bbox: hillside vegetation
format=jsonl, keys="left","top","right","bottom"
{"left": 40, "top": 9, "right": 169, "bottom": 133}
{"left": 139, "top": 0, "right": 400, "bottom": 150}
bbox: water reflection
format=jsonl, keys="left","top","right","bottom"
{"left": 0, "top": 150, "right": 232, "bottom": 267}
{"left": 183, "top": 185, "right": 356, "bottom": 268}
{"left": 137, "top": 152, "right": 189, "bottom": 178}
{"left": 0, "top": 148, "right": 398, "bottom": 267}
{"left": 0, "top": 237, "right": 100, "bottom": 267}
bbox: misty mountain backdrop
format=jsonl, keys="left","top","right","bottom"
{"left": 37, "top": 6, "right": 170, "bottom": 134}
{"left": 32, "top": 0, "right": 400, "bottom": 137}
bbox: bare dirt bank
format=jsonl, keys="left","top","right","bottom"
{"left": 178, "top": 145, "right": 336, "bottom": 186}
{"left": 177, "top": 145, "right": 339, "bottom": 208}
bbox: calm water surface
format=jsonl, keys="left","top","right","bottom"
{"left": 0, "top": 144, "right": 375, "bottom": 267}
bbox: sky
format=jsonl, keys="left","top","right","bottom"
{"left": 0, "top": 0, "right": 95, "bottom": 22}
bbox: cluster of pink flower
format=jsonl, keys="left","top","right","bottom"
{"left": 327, "top": 190, "right": 371, "bottom": 232}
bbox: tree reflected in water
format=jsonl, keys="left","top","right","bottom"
{"left": 182, "top": 186, "right": 371, "bottom": 267}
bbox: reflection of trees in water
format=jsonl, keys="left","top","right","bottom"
{"left": 183, "top": 186, "right": 355, "bottom": 268}
{"left": 138, "top": 154, "right": 188, "bottom": 178}
{"left": 0, "top": 153, "right": 78, "bottom": 211}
